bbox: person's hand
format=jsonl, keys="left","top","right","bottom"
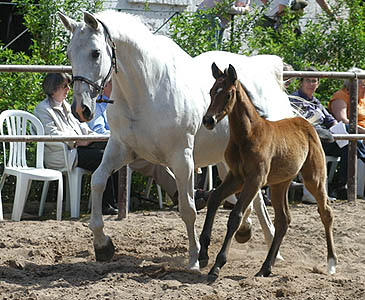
{"left": 76, "top": 140, "right": 92, "bottom": 147}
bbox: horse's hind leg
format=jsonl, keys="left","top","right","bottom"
{"left": 208, "top": 182, "right": 259, "bottom": 281}
{"left": 301, "top": 161, "right": 337, "bottom": 274}
{"left": 199, "top": 171, "right": 242, "bottom": 269}
{"left": 255, "top": 181, "right": 291, "bottom": 277}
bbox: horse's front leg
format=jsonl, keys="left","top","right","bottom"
{"left": 89, "top": 138, "right": 132, "bottom": 262}
{"left": 252, "top": 192, "right": 284, "bottom": 262}
{"left": 199, "top": 171, "right": 242, "bottom": 268}
{"left": 208, "top": 182, "right": 260, "bottom": 282}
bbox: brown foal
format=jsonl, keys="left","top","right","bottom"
{"left": 199, "top": 63, "right": 337, "bottom": 280}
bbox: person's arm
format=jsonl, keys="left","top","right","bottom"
{"left": 331, "top": 99, "right": 365, "bottom": 133}
{"left": 276, "top": 4, "right": 287, "bottom": 17}
{"left": 316, "top": 0, "right": 333, "bottom": 16}
{"left": 331, "top": 99, "right": 349, "bottom": 124}
{"left": 34, "top": 103, "right": 78, "bottom": 148}
{"left": 87, "top": 104, "right": 110, "bottom": 135}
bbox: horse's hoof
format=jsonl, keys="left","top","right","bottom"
{"left": 208, "top": 267, "right": 220, "bottom": 282}
{"left": 94, "top": 236, "right": 115, "bottom": 262}
{"left": 199, "top": 258, "right": 209, "bottom": 269}
{"left": 234, "top": 224, "right": 252, "bottom": 244}
{"left": 198, "top": 251, "right": 209, "bottom": 268}
{"left": 255, "top": 268, "right": 271, "bottom": 277}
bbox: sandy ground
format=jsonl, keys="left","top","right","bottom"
{"left": 1, "top": 199, "right": 365, "bottom": 300}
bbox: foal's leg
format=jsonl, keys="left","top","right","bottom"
{"left": 301, "top": 162, "right": 337, "bottom": 274}
{"left": 255, "top": 181, "right": 292, "bottom": 277}
{"left": 89, "top": 138, "right": 132, "bottom": 262}
{"left": 208, "top": 182, "right": 260, "bottom": 281}
{"left": 199, "top": 171, "right": 242, "bottom": 268}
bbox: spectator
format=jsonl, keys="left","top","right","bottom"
{"left": 259, "top": 0, "right": 294, "bottom": 31}
{"left": 289, "top": 68, "right": 359, "bottom": 201}
{"left": 197, "top": 0, "right": 250, "bottom": 48}
{"left": 87, "top": 80, "right": 211, "bottom": 210}
{"left": 329, "top": 67, "right": 365, "bottom": 133}
{"left": 34, "top": 73, "right": 118, "bottom": 215}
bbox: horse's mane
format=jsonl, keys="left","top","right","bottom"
{"left": 95, "top": 10, "right": 154, "bottom": 42}
{"left": 94, "top": 10, "right": 191, "bottom": 61}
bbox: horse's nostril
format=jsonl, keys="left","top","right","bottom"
{"left": 83, "top": 106, "right": 92, "bottom": 121}
{"left": 203, "top": 115, "right": 215, "bottom": 129}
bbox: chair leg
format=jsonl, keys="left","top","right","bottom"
{"left": 204, "top": 165, "right": 213, "bottom": 191}
{"left": 11, "top": 176, "right": 31, "bottom": 221}
{"left": 68, "top": 172, "right": 83, "bottom": 219}
{"left": 0, "top": 191, "right": 3, "bottom": 221}
{"left": 156, "top": 184, "right": 163, "bottom": 209}
{"left": 39, "top": 181, "right": 50, "bottom": 217}
{"left": 357, "top": 159, "right": 365, "bottom": 197}
{"left": 64, "top": 174, "right": 71, "bottom": 212}
{"left": 127, "top": 166, "right": 133, "bottom": 211}
{"left": 56, "top": 176, "right": 63, "bottom": 221}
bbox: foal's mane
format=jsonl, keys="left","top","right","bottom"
{"left": 236, "top": 79, "right": 268, "bottom": 119}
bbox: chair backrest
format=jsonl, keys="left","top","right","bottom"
{"left": 0, "top": 110, "right": 45, "bottom": 169}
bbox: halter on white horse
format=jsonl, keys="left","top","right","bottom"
{"left": 59, "top": 10, "right": 293, "bottom": 271}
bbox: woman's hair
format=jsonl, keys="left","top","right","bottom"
{"left": 343, "top": 67, "right": 365, "bottom": 90}
{"left": 42, "top": 73, "right": 71, "bottom": 97}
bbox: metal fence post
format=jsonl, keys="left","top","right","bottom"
{"left": 348, "top": 76, "right": 358, "bottom": 202}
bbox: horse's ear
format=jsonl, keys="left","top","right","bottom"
{"left": 58, "top": 11, "right": 78, "bottom": 33}
{"left": 228, "top": 64, "right": 238, "bottom": 83}
{"left": 212, "top": 62, "right": 223, "bottom": 79}
{"left": 84, "top": 11, "right": 99, "bottom": 31}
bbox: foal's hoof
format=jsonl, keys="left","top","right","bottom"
{"left": 198, "top": 252, "right": 209, "bottom": 268}
{"left": 234, "top": 224, "right": 252, "bottom": 244}
{"left": 255, "top": 268, "right": 271, "bottom": 277}
{"left": 207, "top": 266, "right": 220, "bottom": 283}
{"left": 94, "top": 236, "right": 115, "bottom": 262}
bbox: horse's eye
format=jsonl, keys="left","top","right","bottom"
{"left": 92, "top": 50, "right": 100, "bottom": 58}
{"left": 226, "top": 93, "right": 231, "bottom": 100}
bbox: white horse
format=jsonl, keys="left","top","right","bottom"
{"left": 58, "top": 10, "right": 293, "bottom": 271}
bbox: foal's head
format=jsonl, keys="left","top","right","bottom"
{"left": 203, "top": 63, "right": 238, "bottom": 130}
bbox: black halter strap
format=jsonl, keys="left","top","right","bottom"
{"left": 71, "top": 18, "right": 117, "bottom": 104}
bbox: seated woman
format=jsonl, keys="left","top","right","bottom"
{"left": 290, "top": 68, "right": 353, "bottom": 201}
{"left": 34, "top": 73, "right": 118, "bottom": 215}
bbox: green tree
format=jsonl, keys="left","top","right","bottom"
{"left": 170, "top": 0, "right": 365, "bottom": 103}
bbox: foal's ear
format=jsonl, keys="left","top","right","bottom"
{"left": 228, "top": 64, "right": 238, "bottom": 83}
{"left": 212, "top": 62, "right": 223, "bottom": 79}
{"left": 84, "top": 11, "right": 99, "bottom": 31}
{"left": 58, "top": 11, "right": 78, "bottom": 33}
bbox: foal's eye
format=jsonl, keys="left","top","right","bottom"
{"left": 92, "top": 50, "right": 100, "bottom": 58}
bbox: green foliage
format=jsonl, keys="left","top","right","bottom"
{"left": 170, "top": 0, "right": 365, "bottom": 104}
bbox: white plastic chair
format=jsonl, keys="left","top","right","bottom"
{"left": 326, "top": 156, "right": 340, "bottom": 184}
{"left": 357, "top": 159, "right": 365, "bottom": 198}
{"left": 40, "top": 142, "right": 91, "bottom": 219}
{"left": 0, "top": 110, "right": 63, "bottom": 221}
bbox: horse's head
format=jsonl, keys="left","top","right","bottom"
{"left": 203, "top": 63, "right": 238, "bottom": 130}
{"left": 58, "top": 11, "right": 116, "bottom": 122}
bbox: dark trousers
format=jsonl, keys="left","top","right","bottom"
{"left": 77, "top": 143, "right": 117, "bottom": 208}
